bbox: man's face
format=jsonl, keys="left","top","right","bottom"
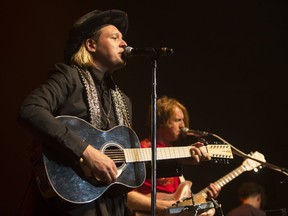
{"left": 161, "top": 106, "right": 185, "bottom": 143}
{"left": 93, "top": 25, "right": 128, "bottom": 71}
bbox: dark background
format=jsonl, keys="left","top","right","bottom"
{"left": 2, "top": 0, "right": 288, "bottom": 215}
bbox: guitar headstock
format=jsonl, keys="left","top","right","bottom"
{"left": 201, "top": 144, "right": 233, "bottom": 164}
{"left": 242, "top": 151, "right": 266, "bottom": 171}
{"left": 205, "top": 144, "right": 233, "bottom": 162}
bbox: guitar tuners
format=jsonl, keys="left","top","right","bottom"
{"left": 212, "top": 158, "right": 230, "bottom": 164}
{"left": 206, "top": 144, "right": 234, "bottom": 159}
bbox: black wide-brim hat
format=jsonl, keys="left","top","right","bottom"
{"left": 64, "top": 9, "right": 128, "bottom": 63}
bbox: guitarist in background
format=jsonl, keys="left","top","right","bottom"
{"left": 127, "top": 96, "right": 221, "bottom": 216}
{"left": 18, "top": 9, "right": 134, "bottom": 216}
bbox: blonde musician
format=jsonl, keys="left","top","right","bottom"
{"left": 127, "top": 96, "right": 221, "bottom": 216}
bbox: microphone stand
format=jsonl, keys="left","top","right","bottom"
{"left": 210, "top": 133, "right": 288, "bottom": 178}
{"left": 151, "top": 58, "right": 158, "bottom": 216}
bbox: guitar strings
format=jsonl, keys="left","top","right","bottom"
{"left": 104, "top": 149, "right": 126, "bottom": 162}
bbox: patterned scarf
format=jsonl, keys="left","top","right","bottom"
{"left": 72, "top": 65, "right": 131, "bottom": 128}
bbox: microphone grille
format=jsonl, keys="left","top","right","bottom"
{"left": 123, "top": 46, "right": 133, "bottom": 57}
{"left": 181, "top": 127, "right": 189, "bottom": 133}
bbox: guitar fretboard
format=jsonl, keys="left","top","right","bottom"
{"left": 195, "top": 165, "right": 246, "bottom": 200}
{"left": 123, "top": 145, "right": 232, "bottom": 163}
{"left": 124, "top": 146, "right": 192, "bottom": 162}
{"left": 176, "top": 151, "right": 264, "bottom": 206}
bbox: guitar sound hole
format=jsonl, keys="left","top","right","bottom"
{"left": 102, "top": 144, "right": 126, "bottom": 169}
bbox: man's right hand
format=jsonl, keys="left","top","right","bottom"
{"left": 81, "top": 145, "right": 118, "bottom": 183}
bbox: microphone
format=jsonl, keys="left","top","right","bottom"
{"left": 123, "top": 46, "right": 174, "bottom": 58}
{"left": 181, "top": 127, "right": 210, "bottom": 137}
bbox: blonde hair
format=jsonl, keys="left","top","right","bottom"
{"left": 70, "top": 29, "right": 102, "bottom": 68}
{"left": 155, "top": 96, "right": 189, "bottom": 128}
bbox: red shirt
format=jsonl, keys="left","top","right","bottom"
{"left": 135, "top": 138, "right": 180, "bottom": 195}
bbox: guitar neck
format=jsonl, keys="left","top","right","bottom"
{"left": 194, "top": 165, "right": 246, "bottom": 202}
{"left": 124, "top": 146, "right": 192, "bottom": 162}
{"left": 123, "top": 144, "right": 232, "bottom": 162}
{"left": 175, "top": 151, "right": 264, "bottom": 206}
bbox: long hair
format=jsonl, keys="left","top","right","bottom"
{"left": 69, "top": 29, "right": 102, "bottom": 68}
{"left": 149, "top": 96, "right": 189, "bottom": 129}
